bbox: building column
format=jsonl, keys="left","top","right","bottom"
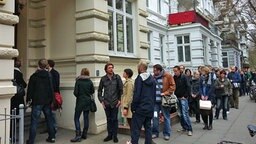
{"left": 0, "top": 1, "right": 19, "bottom": 144}
{"left": 75, "top": 0, "right": 110, "bottom": 134}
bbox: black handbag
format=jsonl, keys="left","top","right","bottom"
{"left": 90, "top": 95, "right": 97, "bottom": 112}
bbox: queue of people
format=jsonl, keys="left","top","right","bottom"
{"left": 12, "top": 58, "right": 252, "bottom": 144}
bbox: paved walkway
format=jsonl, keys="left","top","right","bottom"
{"left": 26, "top": 96, "right": 256, "bottom": 144}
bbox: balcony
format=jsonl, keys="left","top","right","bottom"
{"left": 168, "top": 10, "right": 209, "bottom": 28}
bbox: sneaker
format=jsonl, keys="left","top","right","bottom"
{"left": 46, "top": 138, "right": 55, "bottom": 143}
{"left": 164, "top": 136, "right": 170, "bottom": 140}
{"left": 227, "top": 111, "right": 230, "bottom": 114}
{"left": 103, "top": 136, "right": 112, "bottom": 142}
{"left": 152, "top": 134, "right": 158, "bottom": 139}
{"left": 187, "top": 131, "right": 193, "bottom": 136}
{"left": 177, "top": 128, "right": 186, "bottom": 132}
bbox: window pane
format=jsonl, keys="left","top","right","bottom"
{"left": 116, "top": 0, "right": 123, "bottom": 11}
{"left": 222, "top": 52, "right": 227, "bottom": 56}
{"left": 223, "top": 58, "right": 228, "bottom": 67}
{"left": 184, "top": 35, "right": 190, "bottom": 43}
{"left": 185, "top": 46, "right": 191, "bottom": 62}
{"left": 126, "top": 1, "right": 132, "bottom": 14}
{"left": 126, "top": 18, "right": 133, "bottom": 53}
{"left": 148, "top": 32, "right": 151, "bottom": 60}
{"left": 177, "top": 36, "right": 182, "bottom": 44}
{"left": 108, "top": 0, "right": 113, "bottom": 7}
{"left": 178, "top": 46, "right": 183, "bottom": 62}
{"left": 116, "top": 14, "right": 124, "bottom": 52}
{"left": 108, "top": 11, "right": 114, "bottom": 51}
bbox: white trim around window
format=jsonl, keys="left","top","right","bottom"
{"left": 108, "top": 0, "right": 136, "bottom": 57}
{"left": 176, "top": 35, "right": 191, "bottom": 63}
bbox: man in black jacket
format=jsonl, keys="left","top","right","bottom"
{"left": 26, "top": 59, "right": 56, "bottom": 144}
{"left": 173, "top": 65, "right": 193, "bottom": 136}
{"left": 47, "top": 60, "right": 60, "bottom": 131}
{"left": 98, "top": 62, "right": 123, "bottom": 143}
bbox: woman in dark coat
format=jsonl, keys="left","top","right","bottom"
{"left": 214, "top": 70, "right": 232, "bottom": 120}
{"left": 71, "top": 68, "right": 95, "bottom": 142}
{"left": 199, "top": 66, "right": 215, "bottom": 130}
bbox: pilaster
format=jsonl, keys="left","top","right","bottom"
{"left": 27, "top": 0, "right": 47, "bottom": 77}
{"left": 75, "top": 0, "right": 110, "bottom": 134}
{"left": 0, "top": 1, "right": 19, "bottom": 144}
{"left": 137, "top": 0, "right": 149, "bottom": 60}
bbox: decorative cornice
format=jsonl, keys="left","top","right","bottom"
{"left": 75, "top": 55, "right": 110, "bottom": 63}
{"left": 0, "top": 48, "right": 19, "bottom": 59}
{"left": 75, "top": 9, "right": 109, "bottom": 21}
{"left": 76, "top": 32, "right": 109, "bottom": 42}
{"left": 0, "top": 12, "right": 19, "bottom": 25}
{"left": 139, "top": 9, "right": 148, "bottom": 18}
{"left": 139, "top": 25, "right": 149, "bottom": 33}
{"left": 140, "top": 42, "right": 149, "bottom": 49}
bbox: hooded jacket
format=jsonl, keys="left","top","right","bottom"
{"left": 131, "top": 72, "right": 156, "bottom": 117}
{"left": 27, "top": 69, "right": 54, "bottom": 105}
{"left": 73, "top": 76, "right": 95, "bottom": 112}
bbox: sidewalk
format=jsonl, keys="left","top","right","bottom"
{"left": 26, "top": 96, "right": 256, "bottom": 144}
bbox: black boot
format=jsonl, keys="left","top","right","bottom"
{"left": 203, "top": 124, "right": 208, "bottom": 130}
{"left": 81, "top": 129, "right": 87, "bottom": 139}
{"left": 70, "top": 131, "right": 81, "bottom": 142}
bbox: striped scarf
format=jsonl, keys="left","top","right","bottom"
{"left": 155, "top": 78, "right": 163, "bottom": 103}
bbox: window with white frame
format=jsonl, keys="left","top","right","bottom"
{"left": 157, "top": 0, "right": 161, "bottom": 13}
{"left": 108, "top": 0, "right": 134, "bottom": 55}
{"left": 222, "top": 52, "right": 229, "bottom": 68}
{"left": 177, "top": 35, "right": 191, "bottom": 62}
{"left": 160, "top": 34, "right": 164, "bottom": 63}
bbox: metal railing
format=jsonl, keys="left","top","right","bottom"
{"left": 0, "top": 104, "right": 24, "bottom": 144}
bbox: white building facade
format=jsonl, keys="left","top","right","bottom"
{"left": 167, "top": 0, "right": 223, "bottom": 71}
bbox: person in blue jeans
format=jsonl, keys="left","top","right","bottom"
{"left": 26, "top": 59, "right": 55, "bottom": 144}
{"left": 173, "top": 65, "right": 193, "bottom": 136}
{"left": 152, "top": 64, "right": 176, "bottom": 140}
{"left": 70, "top": 68, "right": 95, "bottom": 142}
{"left": 130, "top": 61, "right": 156, "bottom": 144}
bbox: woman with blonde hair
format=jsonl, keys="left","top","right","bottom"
{"left": 199, "top": 66, "right": 215, "bottom": 130}
{"left": 71, "top": 68, "right": 95, "bottom": 142}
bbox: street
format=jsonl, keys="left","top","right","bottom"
{"left": 28, "top": 96, "right": 256, "bottom": 144}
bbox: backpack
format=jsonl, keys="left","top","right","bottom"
{"left": 12, "top": 79, "right": 25, "bottom": 97}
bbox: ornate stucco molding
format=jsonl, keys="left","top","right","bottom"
{"left": 139, "top": 25, "right": 149, "bottom": 33}
{"left": 0, "top": 48, "right": 19, "bottom": 59}
{"left": 75, "top": 55, "right": 110, "bottom": 63}
{"left": 139, "top": 9, "right": 148, "bottom": 18}
{"left": 0, "top": 12, "right": 19, "bottom": 25}
{"left": 75, "top": 9, "right": 109, "bottom": 21}
{"left": 76, "top": 32, "right": 109, "bottom": 42}
{"left": 29, "top": 0, "right": 46, "bottom": 9}
{"left": 28, "top": 39, "right": 46, "bottom": 48}
{"left": 29, "top": 18, "right": 46, "bottom": 28}
{"left": 140, "top": 41, "right": 149, "bottom": 49}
